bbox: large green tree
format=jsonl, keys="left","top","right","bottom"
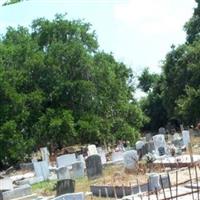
{"left": 0, "top": 15, "right": 145, "bottom": 168}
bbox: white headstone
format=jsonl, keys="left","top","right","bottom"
{"left": 33, "top": 160, "right": 49, "bottom": 180}
{"left": 135, "top": 141, "right": 145, "bottom": 150}
{"left": 153, "top": 134, "right": 167, "bottom": 156}
{"left": 182, "top": 130, "right": 190, "bottom": 146}
{"left": 56, "top": 154, "right": 77, "bottom": 168}
{"left": 99, "top": 151, "right": 107, "bottom": 164}
{"left": 54, "top": 192, "right": 85, "bottom": 200}
{"left": 88, "top": 144, "right": 97, "bottom": 156}
{"left": 0, "top": 178, "right": 13, "bottom": 191}
{"left": 97, "top": 147, "right": 103, "bottom": 154}
{"left": 123, "top": 150, "right": 138, "bottom": 170}
{"left": 40, "top": 147, "right": 50, "bottom": 163}
{"left": 71, "top": 161, "right": 85, "bottom": 179}
{"left": 77, "top": 154, "right": 86, "bottom": 168}
{"left": 56, "top": 166, "right": 71, "bottom": 180}
{"left": 148, "top": 173, "right": 161, "bottom": 191}
{"left": 111, "top": 151, "right": 123, "bottom": 162}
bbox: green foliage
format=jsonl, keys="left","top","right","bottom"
{"left": 0, "top": 15, "right": 145, "bottom": 167}
{"left": 138, "top": 68, "right": 159, "bottom": 93}
{"left": 176, "top": 86, "right": 200, "bottom": 124}
{"left": 184, "top": 0, "right": 200, "bottom": 43}
{"left": 2, "top": 0, "right": 23, "bottom": 6}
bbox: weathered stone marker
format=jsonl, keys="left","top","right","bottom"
{"left": 56, "top": 179, "right": 75, "bottom": 197}
{"left": 85, "top": 155, "right": 102, "bottom": 179}
{"left": 56, "top": 166, "right": 71, "bottom": 180}
{"left": 123, "top": 150, "right": 138, "bottom": 170}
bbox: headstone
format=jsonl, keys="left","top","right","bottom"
{"left": 97, "top": 147, "right": 103, "bottom": 154}
{"left": 111, "top": 151, "right": 123, "bottom": 162}
{"left": 99, "top": 151, "right": 107, "bottom": 164}
{"left": 182, "top": 130, "right": 190, "bottom": 146}
{"left": 158, "top": 127, "right": 166, "bottom": 135}
{"left": 1, "top": 184, "right": 31, "bottom": 200}
{"left": 54, "top": 192, "right": 84, "bottom": 200}
{"left": 40, "top": 147, "right": 50, "bottom": 163}
{"left": 56, "top": 154, "right": 77, "bottom": 168}
{"left": 153, "top": 134, "right": 167, "bottom": 156}
{"left": 85, "top": 155, "right": 102, "bottom": 179}
{"left": 56, "top": 179, "right": 75, "bottom": 197}
{"left": 71, "top": 162, "right": 84, "bottom": 179}
{"left": 88, "top": 145, "right": 97, "bottom": 156}
{"left": 145, "top": 141, "right": 155, "bottom": 153}
{"left": 97, "top": 148, "right": 107, "bottom": 164}
{"left": 33, "top": 160, "right": 49, "bottom": 180}
{"left": 145, "top": 133, "right": 152, "bottom": 142}
{"left": 148, "top": 173, "right": 161, "bottom": 191}
{"left": 135, "top": 141, "right": 145, "bottom": 150}
{"left": 158, "top": 147, "right": 165, "bottom": 156}
{"left": 15, "top": 176, "right": 43, "bottom": 186}
{"left": 77, "top": 155, "right": 86, "bottom": 168}
{"left": 0, "top": 178, "right": 13, "bottom": 191}
{"left": 56, "top": 166, "right": 71, "bottom": 180}
{"left": 123, "top": 150, "right": 138, "bottom": 170}
{"left": 19, "top": 163, "right": 34, "bottom": 171}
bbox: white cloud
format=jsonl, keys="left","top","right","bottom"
{"left": 114, "top": 0, "right": 195, "bottom": 35}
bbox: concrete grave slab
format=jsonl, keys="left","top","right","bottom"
{"left": 54, "top": 192, "right": 84, "bottom": 200}
{"left": 56, "top": 154, "right": 77, "bottom": 168}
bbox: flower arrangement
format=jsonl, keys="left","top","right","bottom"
{"left": 143, "top": 153, "right": 156, "bottom": 164}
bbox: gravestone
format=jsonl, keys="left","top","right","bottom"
{"left": 145, "top": 141, "right": 155, "bottom": 153}
{"left": 148, "top": 173, "right": 161, "bottom": 191}
{"left": 97, "top": 148, "right": 107, "bottom": 164}
{"left": 1, "top": 184, "right": 31, "bottom": 200}
{"left": 153, "top": 134, "right": 167, "bottom": 156}
{"left": 97, "top": 147, "right": 103, "bottom": 154}
{"left": 19, "top": 162, "right": 34, "bottom": 171}
{"left": 56, "top": 154, "right": 77, "bottom": 168}
{"left": 33, "top": 160, "right": 49, "bottom": 180}
{"left": 111, "top": 151, "right": 123, "bottom": 162}
{"left": 71, "top": 162, "right": 85, "bottom": 179}
{"left": 182, "top": 130, "right": 190, "bottom": 147}
{"left": 135, "top": 141, "right": 145, "bottom": 150}
{"left": 85, "top": 155, "right": 102, "bottom": 179}
{"left": 158, "top": 147, "right": 165, "bottom": 156}
{"left": 56, "top": 166, "right": 71, "bottom": 180}
{"left": 145, "top": 133, "right": 152, "bottom": 142}
{"left": 77, "top": 155, "right": 86, "bottom": 168}
{"left": 99, "top": 151, "right": 107, "bottom": 164}
{"left": 0, "top": 178, "right": 13, "bottom": 191}
{"left": 54, "top": 192, "right": 84, "bottom": 200}
{"left": 123, "top": 150, "right": 138, "bottom": 170}
{"left": 40, "top": 147, "right": 50, "bottom": 163}
{"left": 158, "top": 127, "right": 166, "bottom": 135}
{"left": 88, "top": 145, "right": 97, "bottom": 156}
{"left": 56, "top": 179, "right": 75, "bottom": 197}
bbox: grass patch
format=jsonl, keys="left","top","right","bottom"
{"left": 32, "top": 180, "right": 57, "bottom": 196}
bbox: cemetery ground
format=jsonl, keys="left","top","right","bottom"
{"left": 2, "top": 133, "right": 200, "bottom": 200}
{"left": 32, "top": 134, "right": 200, "bottom": 198}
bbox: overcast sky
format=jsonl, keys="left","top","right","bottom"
{"left": 0, "top": 0, "right": 196, "bottom": 97}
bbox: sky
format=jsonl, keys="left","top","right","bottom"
{"left": 0, "top": 0, "right": 197, "bottom": 97}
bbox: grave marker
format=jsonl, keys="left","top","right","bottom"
{"left": 71, "top": 162, "right": 85, "bottom": 179}
{"left": 33, "top": 160, "right": 49, "bottom": 180}
{"left": 85, "top": 155, "right": 102, "bottom": 179}
{"left": 56, "top": 154, "right": 77, "bottom": 168}
{"left": 56, "top": 166, "right": 71, "bottom": 180}
{"left": 123, "top": 150, "right": 138, "bottom": 170}
{"left": 56, "top": 179, "right": 75, "bottom": 197}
